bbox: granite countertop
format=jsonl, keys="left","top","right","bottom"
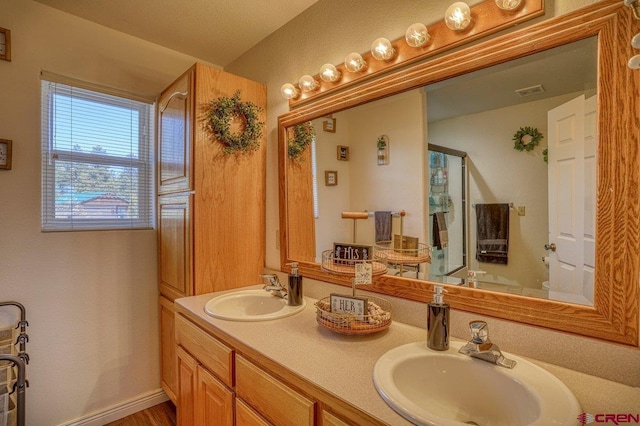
{"left": 176, "top": 286, "right": 640, "bottom": 425}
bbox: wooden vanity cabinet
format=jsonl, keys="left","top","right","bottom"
{"left": 175, "top": 309, "right": 387, "bottom": 426}
{"left": 157, "top": 63, "right": 266, "bottom": 402}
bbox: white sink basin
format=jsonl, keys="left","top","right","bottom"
{"left": 204, "top": 289, "right": 306, "bottom": 321}
{"left": 373, "top": 341, "right": 581, "bottom": 426}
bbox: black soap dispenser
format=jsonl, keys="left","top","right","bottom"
{"left": 287, "top": 262, "right": 303, "bottom": 306}
{"left": 427, "top": 285, "right": 449, "bottom": 351}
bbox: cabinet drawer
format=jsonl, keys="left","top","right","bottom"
{"left": 175, "top": 314, "right": 234, "bottom": 387}
{"left": 236, "top": 355, "right": 315, "bottom": 426}
{"left": 236, "top": 399, "right": 272, "bottom": 426}
{"left": 322, "top": 410, "right": 351, "bottom": 426}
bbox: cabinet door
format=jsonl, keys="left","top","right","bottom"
{"left": 160, "top": 296, "right": 177, "bottom": 403}
{"left": 196, "top": 365, "right": 234, "bottom": 426}
{"left": 177, "top": 347, "right": 197, "bottom": 426}
{"left": 158, "top": 68, "right": 193, "bottom": 194}
{"left": 158, "top": 193, "right": 193, "bottom": 300}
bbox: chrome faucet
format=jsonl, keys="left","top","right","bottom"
{"left": 261, "top": 274, "right": 287, "bottom": 299}
{"left": 458, "top": 320, "right": 516, "bottom": 369}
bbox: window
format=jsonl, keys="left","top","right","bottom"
{"left": 41, "top": 72, "right": 154, "bottom": 231}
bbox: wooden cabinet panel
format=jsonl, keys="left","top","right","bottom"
{"left": 177, "top": 347, "right": 197, "bottom": 426}
{"left": 158, "top": 68, "right": 193, "bottom": 194}
{"left": 159, "top": 296, "right": 177, "bottom": 403}
{"left": 191, "top": 63, "right": 266, "bottom": 294}
{"left": 175, "top": 314, "right": 234, "bottom": 387}
{"left": 236, "top": 355, "right": 315, "bottom": 426}
{"left": 236, "top": 399, "right": 272, "bottom": 426}
{"left": 322, "top": 410, "right": 351, "bottom": 426}
{"left": 158, "top": 193, "right": 192, "bottom": 300}
{"left": 197, "top": 366, "right": 234, "bottom": 426}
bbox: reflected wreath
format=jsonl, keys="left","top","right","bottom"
{"left": 288, "top": 121, "right": 315, "bottom": 160}
{"left": 513, "top": 126, "right": 543, "bottom": 152}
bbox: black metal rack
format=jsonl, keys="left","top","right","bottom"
{"left": 0, "top": 302, "right": 28, "bottom": 426}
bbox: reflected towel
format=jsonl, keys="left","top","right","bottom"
{"left": 374, "top": 211, "right": 392, "bottom": 242}
{"left": 475, "top": 203, "right": 509, "bottom": 265}
{"left": 433, "top": 212, "right": 448, "bottom": 250}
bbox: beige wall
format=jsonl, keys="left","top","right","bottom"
{"left": 0, "top": 0, "right": 209, "bottom": 424}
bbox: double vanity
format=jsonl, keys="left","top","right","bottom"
{"left": 173, "top": 281, "right": 623, "bottom": 426}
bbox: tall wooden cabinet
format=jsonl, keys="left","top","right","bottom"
{"left": 157, "top": 63, "right": 266, "bottom": 403}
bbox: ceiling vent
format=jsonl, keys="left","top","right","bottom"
{"left": 515, "top": 84, "right": 545, "bottom": 97}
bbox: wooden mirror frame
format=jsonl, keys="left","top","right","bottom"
{"left": 278, "top": 0, "right": 639, "bottom": 346}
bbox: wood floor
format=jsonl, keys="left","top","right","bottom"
{"left": 104, "top": 401, "right": 176, "bottom": 426}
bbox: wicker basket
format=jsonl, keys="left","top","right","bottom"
{"left": 374, "top": 241, "right": 432, "bottom": 265}
{"left": 320, "top": 249, "right": 388, "bottom": 276}
{"left": 314, "top": 295, "right": 392, "bottom": 335}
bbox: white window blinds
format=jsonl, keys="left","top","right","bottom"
{"left": 41, "top": 73, "right": 154, "bottom": 231}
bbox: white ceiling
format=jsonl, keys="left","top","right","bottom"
{"left": 426, "top": 36, "right": 598, "bottom": 122}
{"left": 32, "top": 0, "right": 596, "bottom": 119}
{"left": 33, "top": 0, "right": 319, "bottom": 67}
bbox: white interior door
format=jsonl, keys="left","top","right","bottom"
{"left": 547, "top": 95, "right": 585, "bottom": 295}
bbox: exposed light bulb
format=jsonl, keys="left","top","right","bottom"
{"left": 445, "top": 2, "right": 472, "bottom": 31}
{"left": 632, "top": 32, "right": 640, "bottom": 49}
{"left": 371, "top": 38, "right": 396, "bottom": 61}
{"left": 280, "top": 83, "right": 299, "bottom": 100}
{"left": 344, "top": 52, "right": 367, "bottom": 73}
{"left": 495, "top": 0, "right": 522, "bottom": 10}
{"left": 319, "top": 63, "right": 341, "bottom": 83}
{"left": 405, "top": 23, "right": 430, "bottom": 48}
{"left": 298, "top": 75, "right": 319, "bottom": 92}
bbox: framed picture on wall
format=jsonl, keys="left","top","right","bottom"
{"left": 323, "top": 118, "right": 336, "bottom": 133}
{"left": 337, "top": 145, "right": 349, "bottom": 161}
{"left": 325, "top": 170, "right": 338, "bottom": 186}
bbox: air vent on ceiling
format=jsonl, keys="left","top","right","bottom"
{"left": 515, "top": 84, "right": 545, "bottom": 97}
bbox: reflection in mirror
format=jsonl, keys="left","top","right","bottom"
{"left": 428, "top": 145, "right": 466, "bottom": 281}
{"left": 309, "top": 36, "right": 597, "bottom": 306}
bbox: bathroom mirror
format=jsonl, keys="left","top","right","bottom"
{"left": 309, "top": 36, "right": 597, "bottom": 306}
{"left": 278, "top": 0, "right": 639, "bottom": 345}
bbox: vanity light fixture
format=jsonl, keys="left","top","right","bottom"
{"left": 344, "top": 52, "right": 367, "bottom": 73}
{"left": 298, "top": 75, "right": 319, "bottom": 92}
{"left": 628, "top": 55, "right": 640, "bottom": 69}
{"left": 319, "top": 63, "right": 341, "bottom": 83}
{"left": 282, "top": 0, "right": 543, "bottom": 107}
{"left": 495, "top": 0, "right": 523, "bottom": 11}
{"left": 405, "top": 23, "right": 431, "bottom": 48}
{"left": 371, "top": 38, "right": 396, "bottom": 61}
{"left": 280, "top": 83, "right": 300, "bottom": 100}
{"left": 632, "top": 32, "right": 640, "bottom": 49}
{"left": 444, "top": 2, "right": 472, "bottom": 31}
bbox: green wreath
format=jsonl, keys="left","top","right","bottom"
{"left": 205, "top": 90, "right": 264, "bottom": 154}
{"left": 288, "top": 121, "right": 315, "bottom": 160}
{"left": 513, "top": 126, "right": 543, "bottom": 152}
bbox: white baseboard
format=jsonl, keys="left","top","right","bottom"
{"left": 58, "top": 389, "right": 169, "bottom": 426}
